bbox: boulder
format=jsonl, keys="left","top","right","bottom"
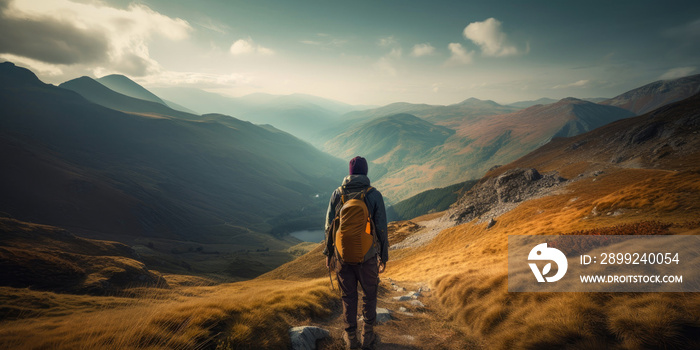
{"left": 376, "top": 307, "right": 392, "bottom": 324}
{"left": 289, "top": 326, "right": 329, "bottom": 350}
{"left": 409, "top": 300, "right": 425, "bottom": 308}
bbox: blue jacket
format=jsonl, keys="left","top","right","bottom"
{"left": 323, "top": 175, "right": 389, "bottom": 263}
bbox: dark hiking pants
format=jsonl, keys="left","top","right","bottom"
{"left": 336, "top": 256, "right": 379, "bottom": 333}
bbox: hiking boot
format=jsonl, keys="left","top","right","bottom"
{"left": 361, "top": 324, "right": 377, "bottom": 349}
{"left": 343, "top": 331, "right": 361, "bottom": 349}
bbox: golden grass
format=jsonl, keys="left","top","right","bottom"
{"left": 3, "top": 166, "right": 699, "bottom": 349}
{"left": 380, "top": 166, "right": 700, "bottom": 349}
{"left": 0, "top": 278, "right": 335, "bottom": 349}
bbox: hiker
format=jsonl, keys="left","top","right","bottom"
{"left": 324, "top": 156, "right": 389, "bottom": 350}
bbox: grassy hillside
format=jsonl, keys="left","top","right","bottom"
{"left": 390, "top": 180, "right": 478, "bottom": 221}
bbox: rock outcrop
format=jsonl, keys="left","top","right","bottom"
{"left": 449, "top": 168, "right": 566, "bottom": 224}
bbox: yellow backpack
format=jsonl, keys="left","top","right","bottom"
{"left": 332, "top": 186, "right": 377, "bottom": 264}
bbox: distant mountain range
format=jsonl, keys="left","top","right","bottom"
{"left": 323, "top": 98, "right": 634, "bottom": 201}
{"left": 151, "top": 87, "right": 370, "bottom": 142}
{"left": 497, "top": 91, "right": 700, "bottom": 175}
{"left": 340, "top": 97, "right": 519, "bottom": 127}
{"left": 0, "top": 62, "right": 345, "bottom": 248}
{"left": 508, "top": 97, "right": 608, "bottom": 109}
{"left": 321, "top": 74, "right": 700, "bottom": 201}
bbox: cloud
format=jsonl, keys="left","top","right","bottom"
{"left": 378, "top": 35, "right": 398, "bottom": 47}
{"left": 665, "top": 18, "right": 700, "bottom": 39}
{"left": 388, "top": 48, "right": 402, "bottom": 58}
{"left": 135, "top": 70, "right": 251, "bottom": 89}
{"left": 463, "top": 18, "right": 519, "bottom": 57}
{"left": 374, "top": 57, "right": 397, "bottom": 76}
{"left": 659, "top": 66, "right": 696, "bottom": 80}
{"left": 446, "top": 43, "right": 474, "bottom": 65}
{"left": 0, "top": 53, "right": 64, "bottom": 76}
{"left": 301, "top": 34, "right": 347, "bottom": 47}
{"left": 229, "top": 38, "right": 275, "bottom": 56}
{"left": 411, "top": 43, "right": 435, "bottom": 57}
{"left": 553, "top": 79, "right": 589, "bottom": 89}
{"left": 0, "top": 0, "right": 191, "bottom": 76}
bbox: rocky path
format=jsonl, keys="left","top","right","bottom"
{"left": 291, "top": 277, "right": 474, "bottom": 350}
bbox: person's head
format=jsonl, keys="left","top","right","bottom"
{"left": 349, "top": 156, "right": 368, "bottom": 176}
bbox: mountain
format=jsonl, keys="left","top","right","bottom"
{"left": 340, "top": 97, "right": 519, "bottom": 126}
{"left": 600, "top": 74, "right": 700, "bottom": 114}
{"left": 59, "top": 76, "right": 201, "bottom": 121}
{"left": 96, "top": 74, "right": 167, "bottom": 106}
{"left": 323, "top": 98, "right": 634, "bottom": 201}
{"left": 487, "top": 92, "right": 700, "bottom": 177}
{"left": 0, "top": 62, "right": 346, "bottom": 269}
{"left": 317, "top": 97, "right": 519, "bottom": 152}
{"left": 151, "top": 87, "right": 364, "bottom": 143}
{"left": 163, "top": 99, "right": 199, "bottom": 114}
{"left": 508, "top": 97, "right": 558, "bottom": 108}
{"left": 323, "top": 113, "right": 455, "bottom": 185}
{"left": 389, "top": 179, "right": 478, "bottom": 221}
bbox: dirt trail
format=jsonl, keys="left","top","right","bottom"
{"left": 311, "top": 277, "right": 475, "bottom": 349}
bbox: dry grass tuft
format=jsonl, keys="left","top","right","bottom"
{"left": 0, "top": 278, "right": 336, "bottom": 349}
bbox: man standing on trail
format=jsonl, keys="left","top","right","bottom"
{"left": 324, "top": 156, "right": 389, "bottom": 350}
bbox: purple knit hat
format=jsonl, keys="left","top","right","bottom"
{"left": 349, "top": 156, "right": 368, "bottom": 175}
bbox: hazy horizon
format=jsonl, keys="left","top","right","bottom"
{"left": 1, "top": 0, "right": 698, "bottom": 106}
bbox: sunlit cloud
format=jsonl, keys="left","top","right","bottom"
{"left": 659, "top": 66, "right": 696, "bottom": 80}
{"left": 411, "top": 43, "right": 435, "bottom": 57}
{"left": 446, "top": 43, "right": 474, "bottom": 65}
{"left": 229, "top": 37, "right": 275, "bottom": 56}
{"left": 0, "top": 0, "right": 191, "bottom": 77}
{"left": 300, "top": 34, "right": 347, "bottom": 47}
{"left": 136, "top": 70, "right": 252, "bottom": 88}
{"left": 463, "top": 18, "right": 519, "bottom": 57}
{"left": 0, "top": 53, "right": 63, "bottom": 76}
{"left": 553, "top": 79, "right": 589, "bottom": 89}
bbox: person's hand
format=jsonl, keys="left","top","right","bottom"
{"left": 325, "top": 256, "right": 331, "bottom": 269}
{"left": 378, "top": 260, "right": 386, "bottom": 274}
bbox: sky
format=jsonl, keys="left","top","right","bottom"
{"left": 1, "top": 0, "right": 699, "bottom": 106}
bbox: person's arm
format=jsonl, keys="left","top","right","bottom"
{"left": 372, "top": 191, "right": 389, "bottom": 264}
{"left": 323, "top": 189, "right": 338, "bottom": 258}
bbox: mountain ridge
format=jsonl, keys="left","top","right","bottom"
{"left": 1, "top": 62, "right": 345, "bottom": 256}
{"left": 96, "top": 74, "right": 167, "bottom": 106}
{"left": 601, "top": 74, "right": 700, "bottom": 114}
{"left": 59, "top": 76, "right": 202, "bottom": 121}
